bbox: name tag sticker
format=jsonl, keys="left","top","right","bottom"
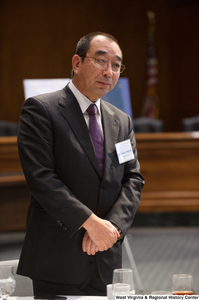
{"left": 115, "top": 139, "right": 134, "bottom": 164}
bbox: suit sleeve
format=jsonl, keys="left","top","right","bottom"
{"left": 18, "top": 97, "right": 92, "bottom": 237}
{"left": 105, "top": 115, "right": 145, "bottom": 238}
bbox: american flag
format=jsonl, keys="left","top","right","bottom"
{"left": 141, "top": 11, "right": 159, "bottom": 118}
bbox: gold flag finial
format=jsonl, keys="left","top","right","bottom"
{"left": 147, "top": 11, "right": 155, "bottom": 23}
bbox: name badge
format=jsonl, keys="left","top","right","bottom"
{"left": 115, "top": 139, "right": 134, "bottom": 164}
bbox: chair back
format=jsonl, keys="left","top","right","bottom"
{"left": 0, "top": 121, "right": 18, "bottom": 136}
{"left": 182, "top": 115, "right": 199, "bottom": 131}
{"left": 133, "top": 117, "right": 164, "bottom": 133}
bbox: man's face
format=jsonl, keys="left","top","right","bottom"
{"left": 72, "top": 35, "right": 123, "bottom": 102}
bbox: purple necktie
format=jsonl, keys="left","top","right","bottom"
{"left": 87, "top": 104, "right": 104, "bottom": 175}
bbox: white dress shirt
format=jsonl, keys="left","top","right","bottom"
{"left": 68, "top": 80, "right": 103, "bottom": 135}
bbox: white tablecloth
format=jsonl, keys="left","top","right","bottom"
{"left": 9, "top": 297, "right": 107, "bottom": 300}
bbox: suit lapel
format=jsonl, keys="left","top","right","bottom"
{"left": 101, "top": 101, "right": 120, "bottom": 180}
{"left": 58, "top": 86, "right": 102, "bottom": 177}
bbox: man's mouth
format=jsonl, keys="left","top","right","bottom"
{"left": 97, "top": 81, "right": 111, "bottom": 87}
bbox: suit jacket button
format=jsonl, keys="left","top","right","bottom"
{"left": 57, "top": 220, "right": 62, "bottom": 226}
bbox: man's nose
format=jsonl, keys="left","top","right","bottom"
{"left": 102, "top": 62, "right": 113, "bottom": 77}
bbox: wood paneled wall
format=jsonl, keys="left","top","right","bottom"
{"left": 0, "top": 0, "right": 199, "bottom": 131}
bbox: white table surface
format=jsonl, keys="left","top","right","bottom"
{"left": 9, "top": 297, "right": 107, "bottom": 300}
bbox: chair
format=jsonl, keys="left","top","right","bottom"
{"left": 0, "top": 259, "right": 33, "bottom": 296}
{"left": 182, "top": 115, "right": 199, "bottom": 131}
{"left": 0, "top": 121, "right": 18, "bottom": 136}
{"left": 133, "top": 117, "right": 164, "bottom": 133}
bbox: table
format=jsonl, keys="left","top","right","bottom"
{"left": 9, "top": 297, "right": 107, "bottom": 300}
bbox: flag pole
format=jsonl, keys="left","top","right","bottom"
{"left": 141, "top": 11, "right": 159, "bottom": 118}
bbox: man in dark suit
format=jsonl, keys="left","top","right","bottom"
{"left": 17, "top": 32, "right": 145, "bottom": 296}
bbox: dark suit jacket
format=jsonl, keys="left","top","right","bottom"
{"left": 17, "top": 84, "right": 144, "bottom": 286}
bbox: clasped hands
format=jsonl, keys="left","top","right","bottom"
{"left": 82, "top": 213, "right": 120, "bottom": 255}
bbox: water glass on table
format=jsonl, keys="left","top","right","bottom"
{"left": 172, "top": 274, "right": 195, "bottom": 295}
{"left": 0, "top": 265, "right": 16, "bottom": 300}
{"left": 112, "top": 268, "right": 135, "bottom": 297}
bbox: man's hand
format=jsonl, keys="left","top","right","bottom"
{"left": 82, "top": 231, "right": 99, "bottom": 255}
{"left": 82, "top": 213, "right": 120, "bottom": 252}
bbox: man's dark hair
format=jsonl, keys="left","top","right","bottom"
{"left": 71, "top": 32, "right": 121, "bottom": 78}
{"left": 75, "top": 31, "right": 120, "bottom": 62}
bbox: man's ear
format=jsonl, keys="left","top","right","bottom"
{"left": 72, "top": 54, "right": 81, "bottom": 75}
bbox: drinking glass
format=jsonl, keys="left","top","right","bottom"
{"left": 172, "top": 274, "right": 195, "bottom": 295}
{"left": 112, "top": 268, "right": 135, "bottom": 296}
{"left": 0, "top": 265, "right": 16, "bottom": 300}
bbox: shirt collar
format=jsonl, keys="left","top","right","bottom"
{"left": 68, "top": 80, "right": 101, "bottom": 116}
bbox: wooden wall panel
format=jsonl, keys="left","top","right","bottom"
{"left": 2, "top": 1, "right": 199, "bottom": 131}
{"left": 169, "top": 3, "right": 199, "bottom": 131}
{"left": 0, "top": 0, "right": 173, "bottom": 130}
